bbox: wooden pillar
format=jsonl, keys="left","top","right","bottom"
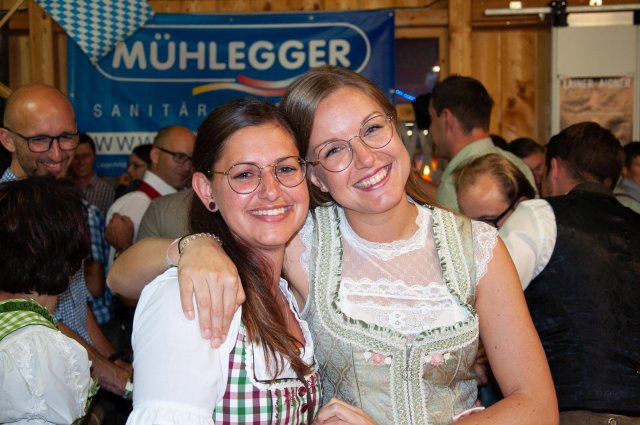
{"left": 448, "top": 0, "right": 471, "bottom": 76}
{"left": 28, "top": 0, "right": 54, "bottom": 84}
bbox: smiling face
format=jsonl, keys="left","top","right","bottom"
{"left": 195, "top": 123, "right": 309, "bottom": 254}
{"left": 307, "top": 86, "right": 411, "bottom": 221}
{"left": 0, "top": 84, "right": 77, "bottom": 179}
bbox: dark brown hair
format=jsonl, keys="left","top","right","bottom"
{"left": 279, "top": 64, "right": 433, "bottom": 207}
{"left": 0, "top": 177, "right": 89, "bottom": 295}
{"left": 190, "top": 98, "right": 311, "bottom": 377}
{"left": 431, "top": 75, "right": 493, "bottom": 133}
{"left": 545, "top": 121, "right": 623, "bottom": 189}
{"left": 506, "top": 137, "right": 545, "bottom": 159}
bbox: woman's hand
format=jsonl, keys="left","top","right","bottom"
{"left": 314, "top": 398, "right": 378, "bottom": 425}
{"left": 177, "top": 236, "right": 245, "bottom": 348}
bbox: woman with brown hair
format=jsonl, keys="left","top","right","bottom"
{"left": 125, "top": 98, "right": 320, "bottom": 424}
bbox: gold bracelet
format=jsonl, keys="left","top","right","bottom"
{"left": 178, "top": 233, "right": 222, "bottom": 255}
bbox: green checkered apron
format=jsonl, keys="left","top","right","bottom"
{"left": 213, "top": 325, "right": 322, "bottom": 424}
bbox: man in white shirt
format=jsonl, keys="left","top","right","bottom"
{"left": 499, "top": 121, "right": 640, "bottom": 423}
{"left": 106, "top": 125, "right": 195, "bottom": 265}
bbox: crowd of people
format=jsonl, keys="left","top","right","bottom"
{"left": 0, "top": 66, "right": 638, "bottom": 425}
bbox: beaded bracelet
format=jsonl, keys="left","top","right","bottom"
{"left": 178, "top": 232, "right": 222, "bottom": 255}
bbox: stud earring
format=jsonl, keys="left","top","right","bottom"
{"left": 209, "top": 201, "right": 216, "bottom": 211}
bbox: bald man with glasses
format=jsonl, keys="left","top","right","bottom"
{"left": 106, "top": 125, "right": 195, "bottom": 266}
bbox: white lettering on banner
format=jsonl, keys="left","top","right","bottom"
{"left": 150, "top": 33, "right": 175, "bottom": 70}
{"left": 93, "top": 103, "right": 211, "bottom": 119}
{"left": 112, "top": 35, "right": 351, "bottom": 72}
{"left": 248, "top": 41, "right": 275, "bottom": 70}
{"left": 179, "top": 41, "right": 205, "bottom": 70}
{"left": 91, "top": 132, "right": 156, "bottom": 154}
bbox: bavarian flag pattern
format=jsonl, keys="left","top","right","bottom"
{"left": 35, "top": 0, "right": 155, "bottom": 63}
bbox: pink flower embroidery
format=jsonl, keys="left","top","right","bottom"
{"left": 371, "top": 352, "right": 386, "bottom": 365}
{"left": 425, "top": 352, "right": 451, "bottom": 366}
{"left": 363, "top": 351, "right": 392, "bottom": 366}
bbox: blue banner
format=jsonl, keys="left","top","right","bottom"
{"left": 67, "top": 11, "right": 395, "bottom": 176}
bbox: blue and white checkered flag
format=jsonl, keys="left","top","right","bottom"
{"left": 36, "top": 0, "right": 155, "bottom": 64}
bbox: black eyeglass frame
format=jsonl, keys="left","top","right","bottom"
{"left": 155, "top": 146, "right": 193, "bottom": 164}
{"left": 481, "top": 198, "right": 519, "bottom": 228}
{"left": 208, "top": 156, "right": 308, "bottom": 195}
{"left": 306, "top": 113, "right": 394, "bottom": 173}
{"left": 3, "top": 126, "right": 80, "bottom": 153}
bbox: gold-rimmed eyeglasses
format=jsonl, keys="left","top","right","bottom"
{"left": 307, "top": 114, "right": 394, "bottom": 173}
{"left": 208, "top": 155, "right": 307, "bottom": 194}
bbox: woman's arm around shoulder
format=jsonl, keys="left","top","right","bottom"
{"left": 107, "top": 237, "right": 175, "bottom": 298}
{"left": 457, "top": 238, "right": 558, "bottom": 425}
{"left": 107, "top": 236, "right": 245, "bottom": 348}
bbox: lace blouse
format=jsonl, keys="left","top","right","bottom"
{"left": 300, "top": 201, "right": 497, "bottom": 337}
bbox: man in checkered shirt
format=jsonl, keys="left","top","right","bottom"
{"left": 0, "top": 83, "right": 132, "bottom": 397}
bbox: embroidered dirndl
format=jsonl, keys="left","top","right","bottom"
{"left": 213, "top": 326, "right": 321, "bottom": 424}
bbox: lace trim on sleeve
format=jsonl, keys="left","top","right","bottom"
{"left": 298, "top": 213, "right": 314, "bottom": 277}
{"left": 472, "top": 221, "right": 498, "bottom": 285}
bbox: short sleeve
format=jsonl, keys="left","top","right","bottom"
{"left": 471, "top": 221, "right": 499, "bottom": 285}
{"left": 0, "top": 326, "right": 91, "bottom": 424}
{"left": 298, "top": 213, "right": 315, "bottom": 277}
{"left": 499, "top": 199, "right": 556, "bottom": 290}
{"left": 127, "top": 268, "right": 241, "bottom": 425}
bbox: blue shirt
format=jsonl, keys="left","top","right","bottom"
{"left": 85, "top": 202, "right": 114, "bottom": 325}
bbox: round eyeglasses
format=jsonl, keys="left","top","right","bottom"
{"left": 4, "top": 127, "right": 79, "bottom": 153}
{"left": 307, "top": 114, "right": 394, "bottom": 173}
{"left": 209, "top": 156, "right": 307, "bottom": 194}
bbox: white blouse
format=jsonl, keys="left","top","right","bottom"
{"left": 127, "top": 268, "right": 315, "bottom": 425}
{"left": 0, "top": 325, "right": 91, "bottom": 424}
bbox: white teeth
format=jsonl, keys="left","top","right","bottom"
{"left": 250, "top": 207, "right": 288, "bottom": 216}
{"left": 355, "top": 166, "right": 389, "bottom": 189}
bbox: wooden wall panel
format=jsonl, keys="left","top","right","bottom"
{"left": 472, "top": 26, "right": 551, "bottom": 143}
{"left": 500, "top": 30, "right": 538, "bottom": 142}
{"left": 471, "top": 30, "right": 501, "bottom": 134}
{"left": 448, "top": 0, "right": 471, "bottom": 75}
{"left": 535, "top": 28, "right": 550, "bottom": 144}
{"left": 27, "top": 0, "right": 54, "bottom": 84}
{"left": 8, "top": 32, "right": 29, "bottom": 88}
